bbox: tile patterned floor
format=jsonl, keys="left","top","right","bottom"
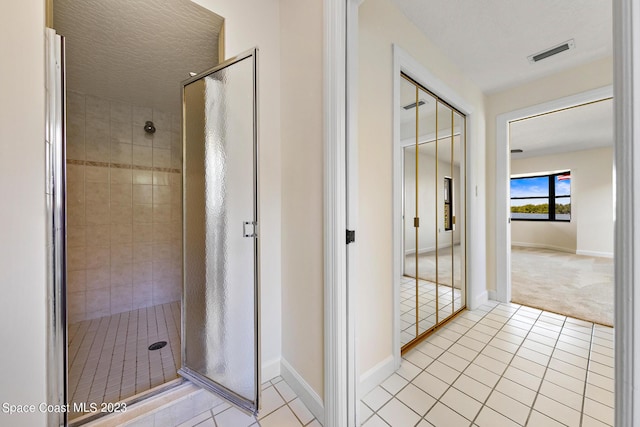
{"left": 124, "top": 376, "right": 321, "bottom": 427}
{"left": 69, "top": 302, "right": 181, "bottom": 420}
{"left": 363, "top": 300, "right": 614, "bottom": 426}
{"left": 400, "top": 276, "right": 462, "bottom": 346}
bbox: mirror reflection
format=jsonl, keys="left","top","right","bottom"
{"left": 400, "top": 74, "right": 467, "bottom": 349}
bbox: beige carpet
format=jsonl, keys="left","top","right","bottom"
{"left": 511, "top": 246, "right": 614, "bottom": 326}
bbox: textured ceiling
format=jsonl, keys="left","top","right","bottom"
{"left": 391, "top": 0, "right": 612, "bottom": 93}
{"left": 54, "top": 0, "right": 223, "bottom": 114}
{"left": 510, "top": 98, "right": 613, "bottom": 159}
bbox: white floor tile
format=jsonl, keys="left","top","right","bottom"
{"left": 214, "top": 407, "right": 256, "bottom": 427}
{"left": 412, "top": 371, "right": 450, "bottom": 399}
{"left": 587, "top": 371, "right": 614, "bottom": 392}
{"left": 257, "top": 386, "right": 286, "bottom": 419}
{"left": 544, "top": 368, "right": 585, "bottom": 394}
{"left": 359, "top": 401, "right": 374, "bottom": 421}
{"left": 274, "top": 379, "right": 297, "bottom": 403}
{"left": 585, "top": 383, "right": 614, "bottom": 408}
{"left": 361, "top": 414, "right": 390, "bottom": 427}
{"left": 516, "top": 346, "right": 551, "bottom": 367}
{"left": 404, "top": 348, "right": 434, "bottom": 368}
{"left": 362, "top": 386, "right": 393, "bottom": 411}
{"left": 527, "top": 410, "right": 565, "bottom": 427}
{"left": 488, "top": 337, "right": 520, "bottom": 354}
{"left": 396, "top": 383, "right": 435, "bottom": 416}
{"left": 502, "top": 366, "right": 543, "bottom": 392}
{"left": 533, "top": 394, "right": 581, "bottom": 427}
{"left": 425, "top": 360, "right": 461, "bottom": 384}
{"left": 547, "top": 357, "right": 587, "bottom": 380}
{"left": 357, "top": 304, "right": 615, "bottom": 427}
{"left": 474, "top": 406, "right": 520, "bottom": 427}
{"left": 440, "top": 387, "right": 482, "bottom": 421}
{"left": 289, "top": 398, "right": 314, "bottom": 425}
{"left": 581, "top": 414, "right": 612, "bottom": 427}
{"left": 449, "top": 342, "right": 479, "bottom": 361}
{"left": 589, "top": 360, "right": 614, "bottom": 379}
{"left": 424, "top": 401, "right": 472, "bottom": 427}
{"left": 473, "top": 354, "right": 507, "bottom": 376}
{"left": 452, "top": 374, "right": 492, "bottom": 403}
{"left": 258, "top": 405, "right": 302, "bottom": 427}
{"left": 494, "top": 377, "right": 536, "bottom": 407}
{"left": 485, "top": 390, "right": 530, "bottom": 425}
{"left": 381, "top": 373, "right": 409, "bottom": 395}
{"left": 439, "top": 351, "right": 471, "bottom": 372}
{"left": 583, "top": 398, "right": 615, "bottom": 425}
{"left": 377, "top": 398, "right": 421, "bottom": 427}
{"left": 539, "top": 380, "right": 584, "bottom": 411}
{"left": 464, "top": 363, "right": 500, "bottom": 388}
{"left": 396, "top": 359, "right": 422, "bottom": 381}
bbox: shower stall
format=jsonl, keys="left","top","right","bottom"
{"left": 49, "top": 0, "right": 264, "bottom": 423}
{"left": 65, "top": 90, "right": 186, "bottom": 421}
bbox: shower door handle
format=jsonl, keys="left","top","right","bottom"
{"left": 243, "top": 221, "right": 257, "bottom": 238}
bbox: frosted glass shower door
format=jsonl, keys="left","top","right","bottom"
{"left": 180, "top": 49, "right": 260, "bottom": 414}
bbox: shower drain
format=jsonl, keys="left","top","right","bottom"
{"left": 148, "top": 341, "right": 167, "bottom": 351}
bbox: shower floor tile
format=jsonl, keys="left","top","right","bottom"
{"left": 68, "top": 302, "right": 181, "bottom": 420}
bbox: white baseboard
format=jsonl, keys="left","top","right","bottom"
{"left": 404, "top": 241, "right": 462, "bottom": 256}
{"left": 405, "top": 246, "right": 436, "bottom": 256}
{"left": 576, "top": 249, "right": 614, "bottom": 258}
{"left": 511, "top": 242, "right": 575, "bottom": 253}
{"left": 487, "top": 290, "right": 497, "bottom": 301}
{"left": 358, "top": 355, "right": 395, "bottom": 399}
{"left": 262, "top": 357, "right": 281, "bottom": 383}
{"left": 470, "top": 289, "right": 488, "bottom": 310}
{"left": 280, "top": 358, "right": 324, "bottom": 425}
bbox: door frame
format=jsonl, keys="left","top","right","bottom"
{"left": 494, "top": 85, "right": 613, "bottom": 303}
{"left": 392, "top": 44, "right": 482, "bottom": 368}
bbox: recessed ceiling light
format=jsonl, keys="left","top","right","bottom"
{"left": 189, "top": 72, "right": 197, "bottom": 77}
{"left": 528, "top": 39, "right": 575, "bottom": 64}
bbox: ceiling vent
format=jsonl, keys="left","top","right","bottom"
{"left": 528, "top": 39, "right": 575, "bottom": 64}
{"left": 403, "top": 99, "right": 426, "bottom": 110}
{"left": 510, "top": 149, "right": 523, "bottom": 154}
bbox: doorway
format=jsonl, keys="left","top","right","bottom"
{"left": 508, "top": 98, "right": 614, "bottom": 326}
{"left": 399, "top": 73, "right": 467, "bottom": 351}
{"left": 494, "top": 86, "right": 614, "bottom": 311}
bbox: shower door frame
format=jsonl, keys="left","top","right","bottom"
{"left": 179, "top": 47, "right": 261, "bottom": 415}
{"left": 45, "top": 27, "right": 68, "bottom": 427}
{"left": 46, "top": 32, "right": 260, "bottom": 427}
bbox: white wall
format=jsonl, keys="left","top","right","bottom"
{"left": 358, "top": 0, "right": 486, "bottom": 377}
{"left": 192, "top": 0, "right": 283, "bottom": 377}
{"left": 486, "top": 57, "right": 613, "bottom": 292}
{"left": 511, "top": 147, "right": 613, "bottom": 256}
{"left": 0, "top": 1, "right": 48, "bottom": 426}
{"left": 279, "top": 0, "right": 325, "bottom": 399}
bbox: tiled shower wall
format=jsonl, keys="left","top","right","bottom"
{"left": 66, "top": 90, "right": 183, "bottom": 324}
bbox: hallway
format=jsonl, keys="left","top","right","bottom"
{"left": 363, "top": 301, "right": 613, "bottom": 426}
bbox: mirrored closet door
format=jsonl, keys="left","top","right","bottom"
{"left": 400, "top": 74, "right": 467, "bottom": 351}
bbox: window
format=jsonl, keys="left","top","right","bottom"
{"left": 510, "top": 171, "right": 571, "bottom": 221}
